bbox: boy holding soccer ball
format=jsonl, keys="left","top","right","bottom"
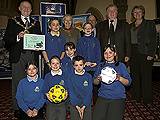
{"left": 43, "top": 56, "right": 68, "bottom": 120}
{"left": 93, "top": 44, "right": 132, "bottom": 120}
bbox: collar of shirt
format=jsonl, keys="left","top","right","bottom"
{"left": 74, "top": 69, "right": 85, "bottom": 75}
{"left": 51, "top": 69, "right": 62, "bottom": 76}
{"left": 21, "top": 15, "right": 30, "bottom": 24}
{"left": 106, "top": 60, "right": 115, "bottom": 64}
{"left": 109, "top": 18, "right": 117, "bottom": 31}
{"left": 27, "top": 74, "right": 38, "bottom": 82}
{"left": 50, "top": 31, "right": 60, "bottom": 37}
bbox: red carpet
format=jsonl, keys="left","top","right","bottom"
{"left": 0, "top": 79, "right": 160, "bottom": 120}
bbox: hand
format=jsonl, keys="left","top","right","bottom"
{"left": 97, "top": 75, "right": 102, "bottom": 82}
{"left": 85, "top": 62, "right": 92, "bottom": 66}
{"left": 116, "top": 74, "right": 121, "bottom": 81}
{"left": 32, "top": 109, "right": 38, "bottom": 117}
{"left": 26, "top": 109, "right": 33, "bottom": 117}
{"left": 80, "top": 106, "right": 85, "bottom": 120}
{"left": 147, "top": 56, "right": 153, "bottom": 61}
{"left": 90, "top": 63, "right": 97, "bottom": 67}
{"left": 33, "top": 48, "right": 41, "bottom": 51}
{"left": 18, "top": 31, "right": 25, "bottom": 39}
{"left": 64, "top": 90, "right": 68, "bottom": 100}
{"left": 46, "top": 93, "right": 52, "bottom": 102}
{"left": 124, "top": 57, "right": 130, "bottom": 62}
{"left": 76, "top": 106, "right": 82, "bottom": 119}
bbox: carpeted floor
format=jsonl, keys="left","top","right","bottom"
{"left": 0, "top": 79, "right": 160, "bottom": 120}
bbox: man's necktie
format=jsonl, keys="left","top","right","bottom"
{"left": 24, "top": 17, "right": 29, "bottom": 29}
{"left": 108, "top": 20, "right": 115, "bottom": 45}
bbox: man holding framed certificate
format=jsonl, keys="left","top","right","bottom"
{"left": 3, "top": 0, "right": 42, "bottom": 118}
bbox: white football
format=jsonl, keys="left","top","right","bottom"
{"left": 100, "top": 66, "right": 117, "bottom": 84}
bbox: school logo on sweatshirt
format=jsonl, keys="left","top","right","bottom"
{"left": 34, "top": 86, "right": 40, "bottom": 92}
{"left": 59, "top": 80, "right": 64, "bottom": 86}
{"left": 83, "top": 80, "right": 88, "bottom": 86}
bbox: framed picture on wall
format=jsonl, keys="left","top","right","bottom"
{"left": 72, "top": 13, "right": 91, "bottom": 31}
{"left": 40, "top": 2, "right": 66, "bottom": 15}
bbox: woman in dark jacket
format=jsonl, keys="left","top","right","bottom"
{"left": 130, "top": 5, "right": 157, "bottom": 104}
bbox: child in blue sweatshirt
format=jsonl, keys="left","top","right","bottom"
{"left": 67, "top": 56, "right": 93, "bottom": 120}
{"left": 43, "top": 56, "right": 68, "bottom": 120}
{"left": 93, "top": 44, "right": 132, "bottom": 120}
{"left": 16, "top": 61, "right": 45, "bottom": 120}
{"left": 62, "top": 42, "right": 76, "bottom": 71}
{"left": 42, "top": 19, "right": 66, "bottom": 75}
{"left": 76, "top": 22, "right": 101, "bottom": 72}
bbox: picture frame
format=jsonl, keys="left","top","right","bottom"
{"left": 40, "top": 2, "right": 66, "bottom": 16}
{"left": 72, "top": 13, "right": 91, "bottom": 31}
{"left": 23, "top": 34, "right": 45, "bottom": 50}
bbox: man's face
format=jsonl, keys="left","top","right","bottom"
{"left": 19, "top": 1, "right": 32, "bottom": 17}
{"left": 50, "top": 20, "right": 60, "bottom": 32}
{"left": 107, "top": 6, "right": 118, "bottom": 20}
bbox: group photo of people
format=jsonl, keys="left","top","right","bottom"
{"left": 1, "top": 0, "right": 159, "bottom": 120}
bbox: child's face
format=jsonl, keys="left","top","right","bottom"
{"left": 73, "top": 60, "right": 85, "bottom": 73}
{"left": 104, "top": 48, "right": 116, "bottom": 62}
{"left": 84, "top": 24, "right": 93, "bottom": 35}
{"left": 49, "top": 20, "right": 60, "bottom": 32}
{"left": 65, "top": 47, "right": 76, "bottom": 57}
{"left": 26, "top": 64, "right": 38, "bottom": 77}
{"left": 50, "top": 58, "right": 61, "bottom": 72}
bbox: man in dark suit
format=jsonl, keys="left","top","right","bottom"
{"left": 96, "top": 4, "right": 131, "bottom": 62}
{"left": 3, "top": 0, "right": 41, "bottom": 117}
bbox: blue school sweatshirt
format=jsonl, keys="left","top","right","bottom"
{"left": 67, "top": 70, "right": 93, "bottom": 107}
{"left": 76, "top": 35, "right": 101, "bottom": 71}
{"left": 45, "top": 33, "right": 66, "bottom": 59}
{"left": 43, "top": 70, "right": 68, "bottom": 104}
{"left": 94, "top": 62, "right": 132, "bottom": 99}
{"left": 16, "top": 77, "right": 45, "bottom": 112}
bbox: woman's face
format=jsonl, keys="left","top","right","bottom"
{"left": 133, "top": 8, "right": 144, "bottom": 20}
{"left": 104, "top": 48, "right": 116, "bottom": 62}
{"left": 64, "top": 16, "right": 72, "bottom": 29}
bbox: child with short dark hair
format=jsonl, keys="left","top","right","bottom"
{"left": 67, "top": 56, "right": 93, "bottom": 120}
{"left": 16, "top": 61, "right": 45, "bottom": 120}
{"left": 43, "top": 56, "right": 68, "bottom": 120}
{"left": 93, "top": 44, "right": 132, "bottom": 120}
{"left": 62, "top": 42, "right": 76, "bottom": 70}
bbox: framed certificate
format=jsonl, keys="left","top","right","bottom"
{"left": 23, "top": 34, "right": 45, "bottom": 50}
